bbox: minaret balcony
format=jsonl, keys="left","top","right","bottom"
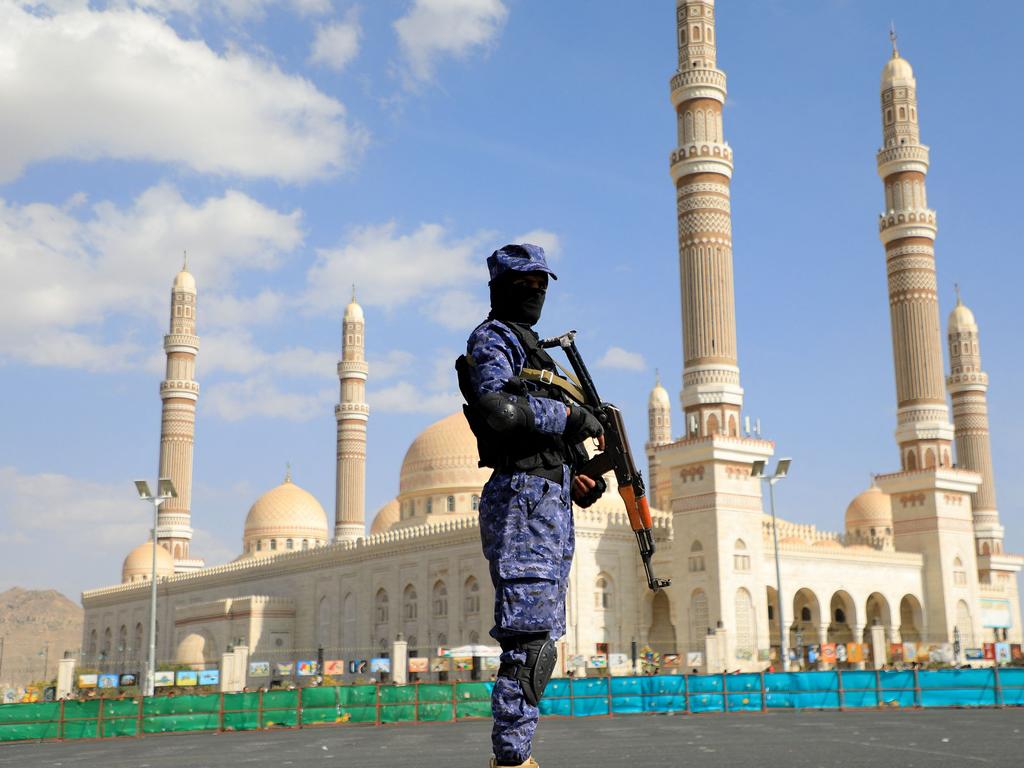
{"left": 163, "top": 333, "right": 200, "bottom": 353}
{"left": 670, "top": 143, "right": 733, "bottom": 182}
{"left": 878, "top": 209, "right": 936, "bottom": 244}
{"left": 336, "top": 402, "right": 370, "bottom": 420}
{"left": 669, "top": 67, "right": 726, "bottom": 107}
{"left": 876, "top": 144, "right": 929, "bottom": 177}
{"left": 338, "top": 360, "right": 369, "bottom": 379}
{"left": 160, "top": 380, "right": 200, "bottom": 399}
{"left": 947, "top": 371, "right": 989, "bottom": 393}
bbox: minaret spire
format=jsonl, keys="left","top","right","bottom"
{"left": 156, "top": 261, "right": 203, "bottom": 572}
{"left": 671, "top": 0, "right": 742, "bottom": 438}
{"left": 889, "top": 22, "right": 899, "bottom": 57}
{"left": 334, "top": 294, "right": 369, "bottom": 543}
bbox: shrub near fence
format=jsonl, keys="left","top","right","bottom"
{"left": 1, "top": 669, "right": 1022, "bottom": 744}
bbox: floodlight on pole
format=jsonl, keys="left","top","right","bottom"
{"left": 751, "top": 458, "right": 793, "bottom": 670}
{"left": 134, "top": 477, "right": 176, "bottom": 697}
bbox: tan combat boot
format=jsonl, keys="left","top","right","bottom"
{"left": 489, "top": 758, "right": 539, "bottom": 768}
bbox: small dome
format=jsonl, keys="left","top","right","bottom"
{"left": 881, "top": 54, "right": 914, "bottom": 88}
{"left": 344, "top": 300, "right": 364, "bottom": 323}
{"left": 948, "top": 302, "right": 976, "bottom": 332}
{"left": 242, "top": 475, "right": 329, "bottom": 557}
{"left": 173, "top": 269, "right": 196, "bottom": 294}
{"left": 122, "top": 541, "right": 175, "bottom": 583}
{"left": 399, "top": 412, "right": 490, "bottom": 498}
{"left": 370, "top": 499, "right": 400, "bottom": 536}
{"left": 845, "top": 484, "right": 893, "bottom": 532}
{"left": 648, "top": 379, "right": 670, "bottom": 410}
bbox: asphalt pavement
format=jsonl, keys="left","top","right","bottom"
{"left": 1, "top": 709, "right": 1022, "bottom": 768}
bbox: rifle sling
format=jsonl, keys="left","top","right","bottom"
{"left": 519, "top": 367, "right": 586, "bottom": 405}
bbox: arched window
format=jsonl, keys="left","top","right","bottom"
{"left": 134, "top": 623, "right": 143, "bottom": 656}
{"left": 256, "top": 540, "right": 262, "bottom": 551}
{"left": 735, "top": 588, "right": 755, "bottom": 657}
{"left": 706, "top": 413, "right": 719, "bottom": 435}
{"left": 342, "top": 593, "right": 357, "bottom": 650}
{"left": 403, "top": 584, "right": 418, "bottom": 621}
{"left": 464, "top": 577, "right": 480, "bottom": 616}
{"left": 317, "top": 595, "right": 331, "bottom": 647}
{"left": 302, "top": 539, "right": 309, "bottom": 551}
{"left": 906, "top": 451, "right": 917, "bottom": 471}
{"left": 270, "top": 539, "right": 277, "bottom": 551}
{"left": 689, "top": 540, "right": 705, "bottom": 572}
{"left": 471, "top": 495, "right": 480, "bottom": 511}
{"left": 956, "top": 600, "right": 974, "bottom": 647}
{"left": 801, "top": 606, "right": 812, "bottom": 622}
{"left": 426, "top": 498, "right": 433, "bottom": 515}
{"left": 733, "top": 539, "right": 750, "bottom": 571}
{"left": 102, "top": 627, "right": 112, "bottom": 658}
{"left": 447, "top": 495, "right": 455, "bottom": 512}
{"left": 88, "top": 629, "right": 98, "bottom": 657}
{"left": 954, "top": 556, "right": 967, "bottom": 586}
{"left": 118, "top": 624, "right": 127, "bottom": 655}
{"left": 286, "top": 538, "right": 294, "bottom": 550}
{"left": 594, "top": 573, "right": 613, "bottom": 610}
{"left": 375, "top": 588, "right": 389, "bottom": 624}
{"left": 432, "top": 581, "right": 448, "bottom": 618}
{"left": 469, "top": 630, "right": 480, "bottom": 644}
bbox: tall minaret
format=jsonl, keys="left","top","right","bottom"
{"left": 671, "top": 0, "right": 742, "bottom": 438}
{"left": 156, "top": 256, "right": 202, "bottom": 572}
{"left": 876, "top": 31, "right": 955, "bottom": 470}
{"left": 646, "top": 372, "right": 672, "bottom": 510}
{"left": 946, "top": 291, "right": 1004, "bottom": 554}
{"left": 334, "top": 289, "right": 368, "bottom": 542}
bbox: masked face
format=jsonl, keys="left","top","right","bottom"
{"left": 489, "top": 272, "right": 548, "bottom": 326}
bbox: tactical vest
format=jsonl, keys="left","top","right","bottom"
{"left": 457, "top": 320, "right": 586, "bottom": 475}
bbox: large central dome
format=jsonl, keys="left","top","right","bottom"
{"left": 399, "top": 412, "right": 489, "bottom": 497}
{"left": 242, "top": 475, "right": 329, "bottom": 557}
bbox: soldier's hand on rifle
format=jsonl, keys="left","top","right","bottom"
{"left": 571, "top": 473, "right": 606, "bottom": 508}
{"left": 564, "top": 404, "right": 605, "bottom": 450}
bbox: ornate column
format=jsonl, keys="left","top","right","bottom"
{"left": 671, "top": 0, "right": 743, "bottom": 438}
{"left": 157, "top": 258, "right": 203, "bottom": 572}
{"left": 334, "top": 292, "right": 369, "bottom": 542}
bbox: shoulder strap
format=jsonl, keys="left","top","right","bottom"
{"left": 519, "top": 367, "right": 585, "bottom": 404}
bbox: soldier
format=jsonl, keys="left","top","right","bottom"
{"left": 457, "top": 244, "right": 607, "bottom": 768}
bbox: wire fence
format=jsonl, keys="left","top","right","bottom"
{"left": 0, "top": 668, "right": 1022, "bottom": 743}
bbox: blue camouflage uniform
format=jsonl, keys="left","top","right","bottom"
{"left": 464, "top": 246, "right": 574, "bottom": 766}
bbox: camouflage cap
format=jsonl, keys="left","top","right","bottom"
{"left": 486, "top": 243, "right": 558, "bottom": 283}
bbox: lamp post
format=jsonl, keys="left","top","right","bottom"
{"left": 134, "top": 478, "right": 177, "bottom": 697}
{"left": 953, "top": 625, "right": 961, "bottom": 667}
{"left": 751, "top": 458, "right": 792, "bottom": 671}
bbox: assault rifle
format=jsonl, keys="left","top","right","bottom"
{"left": 539, "top": 330, "right": 671, "bottom": 592}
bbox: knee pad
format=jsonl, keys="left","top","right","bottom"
{"left": 497, "top": 635, "right": 558, "bottom": 707}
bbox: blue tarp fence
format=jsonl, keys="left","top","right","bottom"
{"left": 2, "top": 668, "right": 1021, "bottom": 743}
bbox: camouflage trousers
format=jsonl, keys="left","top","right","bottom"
{"left": 479, "top": 467, "right": 574, "bottom": 765}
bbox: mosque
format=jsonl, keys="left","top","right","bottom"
{"left": 81, "top": 0, "right": 1021, "bottom": 678}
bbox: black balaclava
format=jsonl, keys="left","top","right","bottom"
{"left": 489, "top": 274, "right": 546, "bottom": 326}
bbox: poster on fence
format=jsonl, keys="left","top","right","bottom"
{"left": 324, "top": 660, "right": 346, "bottom": 676}
{"left": 98, "top": 674, "right": 119, "bottom": 689}
{"left": 846, "top": 643, "right": 864, "bottom": 663}
{"left": 995, "top": 643, "right": 1012, "bottom": 663}
{"left": 198, "top": 669, "right": 220, "bottom": 686}
{"left": 452, "top": 656, "right": 473, "bottom": 671}
{"left": 686, "top": 652, "right": 703, "bottom": 668}
{"left": 119, "top": 673, "right": 138, "bottom": 687}
{"left": 276, "top": 662, "right": 294, "bottom": 676}
{"left": 983, "top": 643, "right": 995, "bottom": 660}
{"left": 370, "top": 658, "right": 391, "bottom": 674}
{"left": 430, "top": 657, "right": 450, "bottom": 672}
{"left": 929, "top": 644, "right": 954, "bottom": 664}
{"left": 587, "top": 655, "right": 608, "bottom": 669}
{"left": 820, "top": 644, "right": 837, "bottom": 664}
{"left": 408, "top": 657, "right": 429, "bottom": 674}
{"left": 482, "top": 656, "right": 501, "bottom": 671}
{"left": 965, "top": 648, "right": 984, "bottom": 661}
{"left": 176, "top": 671, "right": 198, "bottom": 687}
{"left": 661, "top": 654, "right": 680, "bottom": 669}
{"left": 902, "top": 642, "right": 916, "bottom": 662}
{"left": 296, "top": 660, "right": 318, "bottom": 677}
{"left": 609, "top": 653, "right": 630, "bottom": 670}
{"left": 1012, "top": 644, "right": 1023, "bottom": 662}
{"left": 78, "top": 674, "right": 98, "bottom": 688}
{"left": 567, "top": 654, "right": 586, "bottom": 670}
{"left": 835, "top": 644, "right": 848, "bottom": 663}
{"left": 349, "top": 659, "right": 368, "bottom": 674}
{"left": 889, "top": 643, "right": 903, "bottom": 662}
{"left": 249, "top": 661, "right": 270, "bottom": 678}
{"left": 807, "top": 645, "right": 820, "bottom": 664}
{"left": 154, "top": 671, "right": 175, "bottom": 687}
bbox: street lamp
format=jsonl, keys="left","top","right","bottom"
{"left": 134, "top": 478, "right": 176, "bottom": 697}
{"left": 751, "top": 458, "right": 792, "bottom": 671}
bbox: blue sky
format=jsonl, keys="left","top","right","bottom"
{"left": 1, "top": 0, "right": 1022, "bottom": 601}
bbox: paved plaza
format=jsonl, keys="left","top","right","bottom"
{"left": 1, "top": 709, "right": 1022, "bottom": 768}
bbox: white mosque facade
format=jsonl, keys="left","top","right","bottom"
{"left": 81, "top": 1, "right": 1022, "bottom": 678}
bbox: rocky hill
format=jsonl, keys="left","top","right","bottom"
{"left": 0, "top": 587, "right": 83, "bottom": 688}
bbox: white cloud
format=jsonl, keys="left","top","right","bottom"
{"left": 368, "top": 350, "right": 417, "bottom": 380}
{"left": 394, "top": 0, "right": 508, "bottom": 83}
{"left": 309, "top": 13, "right": 362, "bottom": 72}
{"left": 204, "top": 375, "right": 336, "bottom": 421}
{"left": 597, "top": 346, "right": 646, "bottom": 372}
{"left": 306, "top": 221, "right": 492, "bottom": 313}
{"left": 200, "top": 331, "right": 336, "bottom": 380}
{"left": 368, "top": 380, "right": 462, "bottom": 415}
{"left": 0, "top": 184, "right": 303, "bottom": 370}
{"left": 432, "top": 288, "right": 488, "bottom": 331}
{"left": 2, "top": 4, "right": 367, "bottom": 182}
{"left": 512, "top": 229, "right": 562, "bottom": 262}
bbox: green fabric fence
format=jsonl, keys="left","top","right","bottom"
{"left": 2, "top": 668, "right": 1022, "bottom": 743}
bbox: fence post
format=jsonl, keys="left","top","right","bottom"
{"left": 759, "top": 670, "right": 766, "bottom": 713}
{"left": 606, "top": 676, "right": 613, "bottom": 719}
{"left": 912, "top": 667, "right": 921, "bottom": 708}
{"left": 137, "top": 693, "right": 145, "bottom": 739}
{"left": 376, "top": 682, "right": 382, "bottom": 726}
{"left": 721, "top": 673, "right": 728, "bottom": 713}
{"left": 297, "top": 686, "right": 304, "bottom": 730}
{"left": 837, "top": 669, "right": 845, "bottom": 712}
{"left": 993, "top": 663, "right": 1004, "bottom": 709}
{"left": 95, "top": 695, "right": 105, "bottom": 740}
{"left": 414, "top": 680, "right": 420, "bottom": 723}
{"left": 874, "top": 669, "right": 882, "bottom": 708}
{"left": 58, "top": 698, "right": 66, "bottom": 742}
{"left": 257, "top": 688, "right": 265, "bottom": 730}
{"left": 684, "top": 673, "right": 691, "bottom": 715}
{"left": 218, "top": 692, "right": 225, "bottom": 733}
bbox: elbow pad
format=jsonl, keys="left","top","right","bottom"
{"left": 478, "top": 391, "right": 535, "bottom": 433}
